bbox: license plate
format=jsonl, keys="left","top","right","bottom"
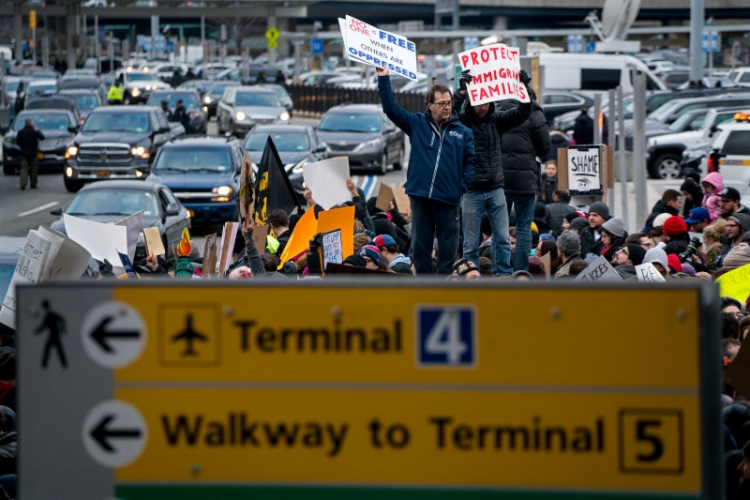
{"left": 96, "top": 170, "right": 111, "bottom": 177}
{"left": 37, "top": 152, "right": 44, "bottom": 160}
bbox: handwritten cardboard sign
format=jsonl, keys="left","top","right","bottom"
{"left": 717, "top": 263, "right": 750, "bottom": 304}
{"left": 202, "top": 233, "right": 217, "bottom": 278}
{"left": 574, "top": 256, "right": 622, "bottom": 283}
{"left": 252, "top": 225, "right": 269, "bottom": 255}
{"left": 321, "top": 229, "right": 343, "bottom": 266}
{"left": 217, "top": 221, "right": 239, "bottom": 276}
{"left": 339, "top": 16, "right": 418, "bottom": 80}
{"left": 567, "top": 146, "right": 602, "bottom": 195}
{"left": 392, "top": 187, "right": 410, "bottom": 214}
{"left": 142, "top": 227, "right": 165, "bottom": 257}
{"left": 458, "top": 43, "right": 530, "bottom": 106}
{"left": 375, "top": 183, "right": 394, "bottom": 212}
{"left": 635, "top": 262, "right": 667, "bottom": 283}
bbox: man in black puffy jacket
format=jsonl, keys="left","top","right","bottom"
{"left": 452, "top": 69, "right": 531, "bottom": 276}
{"left": 497, "top": 89, "right": 550, "bottom": 271}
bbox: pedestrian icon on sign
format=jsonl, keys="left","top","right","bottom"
{"left": 35, "top": 300, "right": 67, "bottom": 369}
{"left": 171, "top": 314, "right": 208, "bottom": 357}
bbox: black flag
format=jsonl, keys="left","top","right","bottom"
{"left": 253, "top": 136, "right": 302, "bottom": 225}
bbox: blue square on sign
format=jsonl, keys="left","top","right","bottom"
{"left": 416, "top": 307, "right": 476, "bottom": 367}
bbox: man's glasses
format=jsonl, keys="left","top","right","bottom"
{"left": 431, "top": 101, "right": 452, "bottom": 108}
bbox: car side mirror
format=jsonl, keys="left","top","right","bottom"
{"left": 68, "top": 125, "right": 80, "bottom": 133}
{"left": 159, "top": 126, "right": 170, "bottom": 133}
{"left": 315, "top": 144, "right": 326, "bottom": 153}
{"left": 165, "top": 204, "right": 180, "bottom": 216}
{"left": 50, "top": 208, "right": 62, "bottom": 216}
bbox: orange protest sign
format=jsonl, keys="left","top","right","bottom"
{"left": 317, "top": 205, "right": 355, "bottom": 259}
{"left": 277, "top": 207, "right": 317, "bottom": 269}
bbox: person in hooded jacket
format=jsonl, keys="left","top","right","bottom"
{"left": 643, "top": 189, "right": 682, "bottom": 234}
{"left": 680, "top": 178, "right": 704, "bottom": 217}
{"left": 598, "top": 217, "right": 628, "bottom": 263}
{"left": 496, "top": 88, "right": 550, "bottom": 271}
{"left": 451, "top": 68, "right": 532, "bottom": 276}
{"left": 542, "top": 129, "right": 570, "bottom": 163}
{"left": 702, "top": 171, "right": 724, "bottom": 223}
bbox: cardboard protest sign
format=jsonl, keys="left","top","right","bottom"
{"left": 321, "top": 229, "right": 343, "bottom": 267}
{"left": 317, "top": 205, "right": 355, "bottom": 260}
{"left": 252, "top": 225, "right": 269, "bottom": 255}
{"left": 574, "top": 256, "right": 622, "bottom": 283}
{"left": 302, "top": 157, "right": 351, "bottom": 210}
{"left": 375, "top": 183, "right": 394, "bottom": 212}
{"left": 239, "top": 151, "right": 254, "bottom": 219}
{"left": 566, "top": 146, "right": 602, "bottom": 195}
{"left": 717, "top": 263, "right": 750, "bottom": 304}
{"left": 116, "top": 210, "right": 145, "bottom": 263}
{"left": 142, "top": 227, "right": 166, "bottom": 257}
{"left": 458, "top": 43, "right": 529, "bottom": 106}
{"left": 217, "top": 221, "right": 239, "bottom": 276}
{"left": 202, "top": 233, "right": 218, "bottom": 278}
{"left": 635, "top": 262, "right": 667, "bottom": 283}
{"left": 338, "top": 16, "right": 418, "bottom": 80}
{"left": 392, "top": 187, "right": 410, "bottom": 214}
{"left": 63, "top": 214, "right": 128, "bottom": 266}
{"left": 277, "top": 207, "right": 317, "bottom": 269}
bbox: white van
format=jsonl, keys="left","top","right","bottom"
{"left": 536, "top": 53, "right": 667, "bottom": 96}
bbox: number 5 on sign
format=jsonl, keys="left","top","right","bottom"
{"left": 618, "top": 409, "right": 684, "bottom": 474}
{"left": 416, "top": 307, "right": 476, "bottom": 367}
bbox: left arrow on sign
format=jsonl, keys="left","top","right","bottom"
{"left": 90, "top": 316, "right": 140, "bottom": 353}
{"left": 90, "top": 414, "right": 142, "bottom": 452}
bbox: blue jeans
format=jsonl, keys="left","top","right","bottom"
{"left": 462, "top": 188, "right": 512, "bottom": 276}
{"left": 410, "top": 196, "right": 460, "bottom": 275}
{"left": 506, "top": 193, "right": 536, "bottom": 272}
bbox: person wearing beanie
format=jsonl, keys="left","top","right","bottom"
{"left": 342, "top": 254, "right": 367, "bottom": 268}
{"left": 666, "top": 253, "right": 683, "bottom": 274}
{"left": 545, "top": 190, "right": 577, "bottom": 237}
{"left": 612, "top": 243, "right": 646, "bottom": 280}
{"left": 644, "top": 189, "right": 682, "bottom": 234}
{"left": 581, "top": 201, "right": 611, "bottom": 257}
{"left": 569, "top": 217, "right": 589, "bottom": 234}
{"left": 561, "top": 210, "right": 587, "bottom": 232}
{"left": 554, "top": 230, "right": 583, "bottom": 278}
{"left": 722, "top": 242, "right": 750, "bottom": 270}
{"left": 644, "top": 247, "right": 670, "bottom": 278}
{"left": 374, "top": 234, "right": 414, "bottom": 275}
{"left": 598, "top": 217, "right": 628, "bottom": 262}
{"left": 680, "top": 178, "right": 704, "bottom": 218}
{"left": 451, "top": 258, "right": 480, "bottom": 280}
{"left": 358, "top": 244, "right": 381, "bottom": 270}
{"left": 718, "top": 213, "right": 750, "bottom": 267}
{"left": 663, "top": 216, "right": 688, "bottom": 238}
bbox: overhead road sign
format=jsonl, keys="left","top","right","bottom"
{"left": 17, "top": 282, "right": 721, "bottom": 499}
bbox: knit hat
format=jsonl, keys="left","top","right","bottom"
{"left": 373, "top": 234, "right": 396, "bottom": 249}
{"left": 625, "top": 243, "right": 646, "bottom": 266}
{"left": 653, "top": 212, "right": 671, "bottom": 229}
{"left": 644, "top": 247, "right": 669, "bottom": 271}
{"left": 685, "top": 207, "right": 710, "bottom": 224}
{"left": 588, "top": 201, "right": 611, "bottom": 220}
{"left": 570, "top": 217, "right": 589, "bottom": 232}
{"left": 730, "top": 213, "right": 750, "bottom": 234}
{"left": 681, "top": 262, "right": 697, "bottom": 276}
{"left": 358, "top": 245, "right": 381, "bottom": 266}
{"left": 663, "top": 216, "right": 688, "bottom": 236}
{"left": 720, "top": 187, "right": 741, "bottom": 202}
{"left": 564, "top": 211, "right": 589, "bottom": 223}
{"left": 540, "top": 233, "right": 556, "bottom": 242}
{"left": 557, "top": 230, "right": 581, "bottom": 255}
{"left": 667, "top": 253, "right": 682, "bottom": 273}
{"left": 601, "top": 217, "right": 626, "bottom": 238}
{"left": 722, "top": 242, "right": 750, "bottom": 270}
{"left": 342, "top": 254, "right": 367, "bottom": 267}
{"left": 452, "top": 258, "right": 478, "bottom": 276}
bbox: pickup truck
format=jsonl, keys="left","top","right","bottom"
{"left": 699, "top": 114, "right": 750, "bottom": 193}
{"left": 63, "top": 105, "right": 184, "bottom": 192}
{"left": 646, "top": 106, "right": 747, "bottom": 179}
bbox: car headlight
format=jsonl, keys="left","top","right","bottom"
{"left": 212, "top": 185, "right": 233, "bottom": 196}
{"left": 131, "top": 87, "right": 141, "bottom": 97}
{"left": 66, "top": 146, "right": 78, "bottom": 158}
{"left": 355, "top": 138, "right": 383, "bottom": 151}
{"left": 203, "top": 95, "right": 211, "bottom": 104}
{"left": 279, "top": 111, "right": 290, "bottom": 121}
{"left": 131, "top": 146, "right": 149, "bottom": 159}
{"left": 235, "top": 111, "right": 247, "bottom": 121}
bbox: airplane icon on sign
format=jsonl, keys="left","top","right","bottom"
{"left": 171, "top": 314, "right": 208, "bottom": 357}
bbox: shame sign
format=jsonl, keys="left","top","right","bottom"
{"left": 567, "top": 147, "right": 602, "bottom": 194}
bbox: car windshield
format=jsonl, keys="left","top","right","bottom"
{"left": 206, "top": 83, "right": 233, "bottom": 95}
{"left": 82, "top": 112, "right": 151, "bottom": 133}
{"left": 4, "top": 80, "right": 21, "bottom": 92}
{"left": 319, "top": 112, "right": 381, "bottom": 133}
{"left": 68, "top": 93, "right": 100, "bottom": 110}
{"left": 235, "top": 92, "right": 280, "bottom": 107}
{"left": 650, "top": 100, "right": 685, "bottom": 121}
{"left": 27, "top": 83, "right": 57, "bottom": 95}
{"left": 128, "top": 73, "right": 160, "bottom": 82}
{"left": 148, "top": 93, "right": 199, "bottom": 108}
{"left": 244, "top": 131, "right": 310, "bottom": 152}
{"left": 66, "top": 189, "right": 159, "bottom": 217}
{"left": 154, "top": 147, "right": 233, "bottom": 172}
{"left": 668, "top": 111, "right": 705, "bottom": 132}
{"left": 13, "top": 113, "right": 71, "bottom": 131}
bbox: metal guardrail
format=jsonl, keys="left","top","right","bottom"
{"left": 286, "top": 84, "right": 426, "bottom": 117}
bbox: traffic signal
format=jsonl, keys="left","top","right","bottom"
{"left": 29, "top": 10, "right": 36, "bottom": 29}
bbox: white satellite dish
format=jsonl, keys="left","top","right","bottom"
{"left": 600, "top": 0, "right": 641, "bottom": 41}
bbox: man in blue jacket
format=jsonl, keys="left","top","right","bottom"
{"left": 377, "top": 66, "right": 476, "bottom": 275}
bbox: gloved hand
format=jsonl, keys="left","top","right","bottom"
{"left": 459, "top": 69, "right": 472, "bottom": 91}
{"left": 519, "top": 69, "right": 532, "bottom": 86}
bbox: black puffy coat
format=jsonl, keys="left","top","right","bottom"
{"left": 452, "top": 92, "right": 531, "bottom": 192}
{"left": 497, "top": 100, "right": 550, "bottom": 196}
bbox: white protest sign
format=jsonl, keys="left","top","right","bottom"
{"left": 635, "top": 262, "right": 667, "bottom": 283}
{"left": 0, "top": 230, "right": 52, "bottom": 327}
{"left": 567, "top": 146, "right": 602, "bottom": 194}
{"left": 303, "top": 157, "right": 352, "bottom": 210}
{"left": 458, "top": 43, "right": 529, "bottom": 106}
{"left": 321, "top": 229, "right": 343, "bottom": 266}
{"left": 574, "top": 255, "right": 622, "bottom": 283}
{"left": 63, "top": 214, "right": 128, "bottom": 266}
{"left": 339, "top": 16, "right": 418, "bottom": 81}
{"left": 116, "top": 210, "right": 145, "bottom": 263}
{"left": 35, "top": 226, "right": 91, "bottom": 280}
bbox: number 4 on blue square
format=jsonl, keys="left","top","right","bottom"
{"left": 416, "top": 307, "right": 476, "bottom": 367}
